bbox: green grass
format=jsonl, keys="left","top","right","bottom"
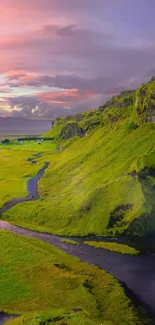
{"left": 0, "top": 230, "right": 144, "bottom": 325}
{"left": 0, "top": 140, "right": 56, "bottom": 151}
{"left": 84, "top": 241, "right": 139, "bottom": 255}
{"left": 6, "top": 311, "right": 108, "bottom": 325}
{"left": 0, "top": 149, "right": 40, "bottom": 207}
{"left": 3, "top": 116, "right": 155, "bottom": 236}
{"left": 2, "top": 80, "right": 155, "bottom": 236}
{"left": 62, "top": 239, "right": 79, "bottom": 245}
{"left": 0, "top": 141, "right": 56, "bottom": 207}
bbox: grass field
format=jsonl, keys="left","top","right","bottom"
{"left": 0, "top": 230, "right": 144, "bottom": 325}
{"left": 84, "top": 241, "right": 139, "bottom": 255}
{"left": 0, "top": 141, "right": 56, "bottom": 208}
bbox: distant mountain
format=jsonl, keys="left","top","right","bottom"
{"left": 0, "top": 117, "right": 52, "bottom": 134}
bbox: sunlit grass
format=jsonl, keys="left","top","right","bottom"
{"left": 3, "top": 116, "right": 155, "bottom": 237}
{"left": 0, "top": 230, "right": 143, "bottom": 325}
{"left": 0, "top": 141, "right": 56, "bottom": 207}
{"left": 84, "top": 241, "right": 139, "bottom": 255}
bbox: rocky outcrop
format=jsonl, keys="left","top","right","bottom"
{"left": 60, "top": 122, "right": 85, "bottom": 139}
{"left": 136, "top": 81, "right": 155, "bottom": 123}
{"left": 100, "top": 90, "right": 135, "bottom": 111}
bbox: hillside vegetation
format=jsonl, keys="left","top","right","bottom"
{"left": 2, "top": 79, "right": 155, "bottom": 236}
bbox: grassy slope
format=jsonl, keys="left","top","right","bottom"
{"left": 2, "top": 80, "right": 155, "bottom": 236}
{"left": 0, "top": 230, "right": 143, "bottom": 325}
{"left": 3, "top": 110, "right": 155, "bottom": 236}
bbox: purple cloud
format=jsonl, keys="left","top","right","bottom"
{"left": 1, "top": 0, "right": 155, "bottom": 118}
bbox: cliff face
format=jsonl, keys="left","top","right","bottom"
{"left": 135, "top": 81, "right": 155, "bottom": 123}
{"left": 60, "top": 122, "right": 85, "bottom": 139}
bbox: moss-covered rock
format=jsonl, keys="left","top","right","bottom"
{"left": 135, "top": 80, "right": 155, "bottom": 123}
{"left": 60, "top": 122, "right": 85, "bottom": 139}
{"left": 100, "top": 89, "right": 135, "bottom": 110}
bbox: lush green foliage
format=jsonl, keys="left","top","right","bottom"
{"left": 84, "top": 241, "right": 139, "bottom": 255}
{"left": 1, "top": 138, "right": 10, "bottom": 144}
{"left": 0, "top": 230, "right": 143, "bottom": 325}
{"left": 100, "top": 89, "right": 135, "bottom": 110}
{"left": 135, "top": 80, "right": 155, "bottom": 123}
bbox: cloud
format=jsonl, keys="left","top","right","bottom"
{"left": 1, "top": 0, "right": 155, "bottom": 118}
{"left": 5, "top": 86, "right": 113, "bottom": 119}
{"left": 40, "top": 24, "right": 89, "bottom": 37}
{"left": 145, "top": 69, "right": 155, "bottom": 78}
{"left": 0, "top": 87, "right": 12, "bottom": 94}
{"left": 6, "top": 88, "right": 100, "bottom": 118}
{"left": 5, "top": 72, "right": 118, "bottom": 94}
{"left": 0, "top": 108, "right": 10, "bottom": 117}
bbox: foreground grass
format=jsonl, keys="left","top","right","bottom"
{"left": 84, "top": 241, "right": 139, "bottom": 255}
{"left": 0, "top": 230, "right": 145, "bottom": 325}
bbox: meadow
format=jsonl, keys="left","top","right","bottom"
{"left": 0, "top": 140, "right": 56, "bottom": 208}
{"left": 0, "top": 229, "right": 145, "bottom": 325}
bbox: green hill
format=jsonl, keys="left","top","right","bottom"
{"left": 3, "top": 79, "right": 155, "bottom": 236}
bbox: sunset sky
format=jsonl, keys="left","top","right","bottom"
{"left": 0, "top": 0, "right": 155, "bottom": 119}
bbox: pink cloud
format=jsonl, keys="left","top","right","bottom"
{"left": 36, "top": 89, "right": 94, "bottom": 105}
{"left": 0, "top": 0, "right": 155, "bottom": 119}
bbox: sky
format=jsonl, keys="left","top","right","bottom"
{"left": 0, "top": 0, "right": 155, "bottom": 119}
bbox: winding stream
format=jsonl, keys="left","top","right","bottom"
{"left": 1, "top": 161, "right": 155, "bottom": 322}
{"left": 1, "top": 220, "right": 155, "bottom": 317}
{"left": 0, "top": 162, "right": 49, "bottom": 215}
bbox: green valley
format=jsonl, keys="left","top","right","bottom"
{"left": 2, "top": 3, "right": 155, "bottom": 324}
{"left": 2, "top": 80, "right": 155, "bottom": 237}
{"left": 1, "top": 79, "right": 155, "bottom": 325}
